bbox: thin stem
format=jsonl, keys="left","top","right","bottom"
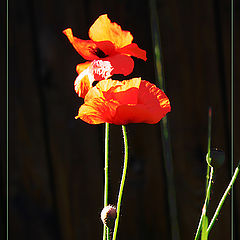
{"left": 231, "top": 1, "right": 234, "bottom": 239}
{"left": 149, "top": 0, "right": 180, "bottom": 239}
{"left": 103, "top": 123, "right": 110, "bottom": 240}
{"left": 205, "top": 107, "right": 212, "bottom": 193}
{"left": 207, "top": 162, "right": 240, "bottom": 234}
{"left": 194, "top": 107, "right": 212, "bottom": 240}
{"left": 112, "top": 125, "right": 129, "bottom": 240}
{"left": 194, "top": 167, "right": 214, "bottom": 240}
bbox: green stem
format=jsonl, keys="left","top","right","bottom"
{"left": 103, "top": 123, "right": 110, "bottom": 240}
{"left": 149, "top": 1, "right": 180, "bottom": 239}
{"left": 112, "top": 125, "right": 129, "bottom": 240}
{"left": 205, "top": 107, "right": 212, "bottom": 193}
{"left": 194, "top": 167, "right": 214, "bottom": 240}
{"left": 207, "top": 162, "right": 240, "bottom": 234}
{"left": 194, "top": 107, "right": 212, "bottom": 240}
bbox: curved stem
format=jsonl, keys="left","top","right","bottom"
{"left": 207, "top": 162, "right": 240, "bottom": 234}
{"left": 103, "top": 123, "right": 110, "bottom": 240}
{"left": 112, "top": 125, "right": 129, "bottom": 240}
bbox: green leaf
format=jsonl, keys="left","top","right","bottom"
{"left": 201, "top": 215, "right": 209, "bottom": 240}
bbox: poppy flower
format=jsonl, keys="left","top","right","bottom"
{"left": 76, "top": 78, "right": 171, "bottom": 125}
{"left": 63, "top": 14, "right": 147, "bottom": 98}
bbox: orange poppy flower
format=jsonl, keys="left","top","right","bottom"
{"left": 63, "top": 14, "right": 147, "bottom": 98}
{"left": 76, "top": 78, "right": 171, "bottom": 125}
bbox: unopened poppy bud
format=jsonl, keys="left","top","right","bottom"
{"left": 101, "top": 205, "right": 117, "bottom": 229}
{"left": 209, "top": 148, "right": 225, "bottom": 169}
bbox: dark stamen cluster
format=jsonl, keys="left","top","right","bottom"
{"left": 89, "top": 47, "right": 108, "bottom": 58}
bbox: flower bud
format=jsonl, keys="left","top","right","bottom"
{"left": 207, "top": 148, "right": 225, "bottom": 169}
{"left": 101, "top": 205, "right": 117, "bottom": 229}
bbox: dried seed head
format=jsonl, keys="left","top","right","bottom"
{"left": 101, "top": 205, "right": 117, "bottom": 229}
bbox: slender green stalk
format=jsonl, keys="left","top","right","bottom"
{"left": 6, "top": 0, "right": 9, "bottom": 239}
{"left": 112, "top": 125, "right": 129, "bottom": 240}
{"left": 103, "top": 123, "right": 110, "bottom": 240}
{"left": 194, "top": 108, "right": 213, "bottom": 240}
{"left": 194, "top": 167, "right": 214, "bottom": 240}
{"left": 207, "top": 162, "right": 240, "bottom": 234}
{"left": 231, "top": 1, "right": 234, "bottom": 239}
{"left": 149, "top": 1, "right": 180, "bottom": 239}
{"left": 205, "top": 107, "right": 212, "bottom": 192}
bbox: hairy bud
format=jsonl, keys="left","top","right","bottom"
{"left": 101, "top": 205, "right": 117, "bottom": 229}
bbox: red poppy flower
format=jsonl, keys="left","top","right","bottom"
{"left": 63, "top": 14, "right": 147, "bottom": 98}
{"left": 76, "top": 78, "right": 171, "bottom": 125}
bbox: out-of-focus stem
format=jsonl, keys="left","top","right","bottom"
{"left": 149, "top": 0, "right": 180, "bottom": 239}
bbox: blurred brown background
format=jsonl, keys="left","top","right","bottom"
{"left": 2, "top": 0, "right": 240, "bottom": 239}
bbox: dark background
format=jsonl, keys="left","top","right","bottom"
{"left": 2, "top": 0, "right": 240, "bottom": 239}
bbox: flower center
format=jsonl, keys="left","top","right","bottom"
{"left": 89, "top": 47, "right": 108, "bottom": 58}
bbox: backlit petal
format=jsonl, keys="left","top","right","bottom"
{"left": 87, "top": 55, "right": 134, "bottom": 81}
{"left": 76, "top": 98, "right": 119, "bottom": 124}
{"left": 75, "top": 78, "right": 170, "bottom": 125}
{"left": 106, "top": 55, "right": 134, "bottom": 76}
{"left": 137, "top": 80, "right": 171, "bottom": 122}
{"left": 86, "top": 78, "right": 140, "bottom": 105}
{"left": 74, "top": 70, "right": 91, "bottom": 98}
{"left": 88, "top": 60, "right": 114, "bottom": 81}
{"left": 89, "top": 14, "right": 133, "bottom": 48}
{"left": 118, "top": 43, "right": 147, "bottom": 61}
{"left": 76, "top": 62, "right": 91, "bottom": 74}
{"left": 63, "top": 28, "right": 99, "bottom": 60}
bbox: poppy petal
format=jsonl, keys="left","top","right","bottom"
{"left": 85, "top": 78, "right": 140, "bottom": 104}
{"left": 63, "top": 28, "right": 115, "bottom": 60}
{"left": 113, "top": 105, "right": 156, "bottom": 125}
{"left": 79, "top": 79, "right": 140, "bottom": 124}
{"left": 76, "top": 98, "right": 119, "bottom": 124}
{"left": 63, "top": 28, "right": 99, "bottom": 60}
{"left": 118, "top": 43, "right": 147, "bottom": 61}
{"left": 76, "top": 62, "right": 91, "bottom": 74}
{"left": 88, "top": 60, "right": 114, "bottom": 81}
{"left": 137, "top": 80, "right": 171, "bottom": 122}
{"left": 76, "top": 79, "right": 170, "bottom": 125}
{"left": 89, "top": 14, "right": 133, "bottom": 48}
{"left": 113, "top": 81, "right": 170, "bottom": 124}
{"left": 87, "top": 55, "right": 134, "bottom": 81}
{"left": 74, "top": 69, "right": 92, "bottom": 98}
{"left": 106, "top": 55, "right": 134, "bottom": 76}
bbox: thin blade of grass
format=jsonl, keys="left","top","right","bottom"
{"left": 201, "top": 215, "right": 209, "bottom": 240}
{"left": 149, "top": 1, "right": 180, "bottom": 240}
{"left": 194, "top": 107, "right": 213, "bottom": 240}
{"left": 205, "top": 107, "right": 212, "bottom": 193}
